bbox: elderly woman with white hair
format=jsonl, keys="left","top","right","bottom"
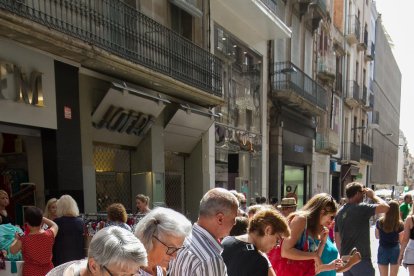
{"left": 134, "top": 207, "right": 192, "bottom": 276}
{"left": 46, "top": 226, "right": 147, "bottom": 276}
{"left": 52, "top": 195, "right": 85, "bottom": 266}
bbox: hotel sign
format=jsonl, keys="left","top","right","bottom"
{"left": 93, "top": 105, "right": 155, "bottom": 137}
{"left": 0, "top": 61, "right": 44, "bottom": 106}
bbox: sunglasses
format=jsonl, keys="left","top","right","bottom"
{"left": 153, "top": 235, "right": 184, "bottom": 256}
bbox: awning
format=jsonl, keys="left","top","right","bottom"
{"left": 91, "top": 83, "right": 169, "bottom": 146}
{"left": 164, "top": 106, "right": 216, "bottom": 154}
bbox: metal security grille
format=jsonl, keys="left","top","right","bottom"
{"left": 165, "top": 152, "right": 184, "bottom": 213}
{"left": 93, "top": 145, "right": 131, "bottom": 212}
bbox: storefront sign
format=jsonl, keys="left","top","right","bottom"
{"left": 0, "top": 62, "right": 44, "bottom": 106}
{"left": 93, "top": 105, "right": 155, "bottom": 137}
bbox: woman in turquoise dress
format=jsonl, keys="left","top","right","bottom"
{"left": 317, "top": 235, "right": 339, "bottom": 276}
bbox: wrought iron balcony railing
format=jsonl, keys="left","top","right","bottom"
{"left": 361, "top": 143, "right": 374, "bottom": 162}
{"left": 343, "top": 142, "right": 361, "bottom": 162}
{"left": 271, "top": 61, "right": 327, "bottom": 112}
{"left": 0, "top": 0, "right": 222, "bottom": 96}
{"left": 346, "top": 80, "right": 360, "bottom": 101}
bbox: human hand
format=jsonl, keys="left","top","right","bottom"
{"left": 14, "top": 232, "right": 21, "bottom": 240}
{"left": 398, "top": 255, "right": 404, "bottom": 266}
{"left": 320, "top": 227, "right": 329, "bottom": 243}
{"left": 365, "top": 188, "right": 375, "bottom": 199}
{"left": 330, "top": 259, "right": 343, "bottom": 270}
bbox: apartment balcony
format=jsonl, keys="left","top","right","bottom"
{"left": 346, "top": 15, "right": 360, "bottom": 45}
{"left": 343, "top": 142, "right": 361, "bottom": 163}
{"left": 369, "top": 93, "right": 374, "bottom": 109}
{"left": 211, "top": 0, "right": 291, "bottom": 45}
{"left": 359, "top": 85, "right": 367, "bottom": 105}
{"left": 357, "top": 29, "right": 368, "bottom": 51}
{"left": 317, "top": 53, "right": 336, "bottom": 82}
{"left": 365, "top": 42, "right": 375, "bottom": 61}
{"left": 308, "top": 0, "right": 327, "bottom": 31}
{"left": 315, "top": 128, "right": 340, "bottom": 155}
{"left": 345, "top": 81, "right": 360, "bottom": 108}
{"left": 361, "top": 86, "right": 372, "bottom": 110}
{"left": 371, "top": 110, "right": 380, "bottom": 126}
{"left": 271, "top": 62, "right": 327, "bottom": 116}
{"left": 361, "top": 143, "right": 374, "bottom": 162}
{"left": 0, "top": 0, "right": 223, "bottom": 105}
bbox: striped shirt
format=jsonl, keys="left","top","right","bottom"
{"left": 168, "top": 223, "right": 228, "bottom": 276}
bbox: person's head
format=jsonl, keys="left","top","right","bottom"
{"left": 198, "top": 188, "right": 239, "bottom": 239}
{"left": 56, "top": 194, "right": 79, "bottom": 217}
{"left": 0, "top": 190, "right": 9, "bottom": 208}
{"left": 248, "top": 209, "right": 290, "bottom": 253}
{"left": 277, "top": 197, "right": 297, "bottom": 217}
{"left": 107, "top": 203, "right": 128, "bottom": 223}
{"left": 404, "top": 194, "right": 413, "bottom": 204}
{"left": 134, "top": 207, "right": 191, "bottom": 269}
{"left": 381, "top": 200, "right": 403, "bottom": 233}
{"left": 136, "top": 194, "right": 150, "bottom": 213}
{"left": 289, "top": 193, "right": 337, "bottom": 236}
{"left": 88, "top": 226, "right": 147, "bottom": 275}
{"left": 345, "top": 182, "right": 365, "bottom": 203}
{"left": 230, "top": 216, "right": 249, "bottom": 236}
{"left": 247, "top": 204, "right": 268, "bottom": 219}
{"left": 260, "top": 196, "right": 267, "bottom": 204}
{"left": 24, "top": 206, "right": 43, "bottom": 227}
{"left": 44, "top": 198, "right": 58, "bottom": 220}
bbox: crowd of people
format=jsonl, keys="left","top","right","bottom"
{"left": 1, "top": 183, "right": 414, "bottom": 275}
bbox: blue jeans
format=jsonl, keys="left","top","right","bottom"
{"left": 343, "top": 258, "right": 375, "bottom": 276}
{"left": 378, "top": 245, "right": 400, "bottom": 265}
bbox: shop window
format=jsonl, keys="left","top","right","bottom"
{"left": 93, "top": 145, "right": 131, "bottom": 212}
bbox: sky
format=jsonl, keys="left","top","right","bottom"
{"left": 375, "top": 0, "right": 414, "bottom": 153}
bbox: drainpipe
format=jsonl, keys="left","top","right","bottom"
{"left": 340, "top": 0, "right": 349, "bottom": 196}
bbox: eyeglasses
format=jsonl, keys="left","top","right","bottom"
{"left": 152, "top": 235, "right": 184, "bottom": 256}
{"left": 102, "top": 265, "right": 138, "bottom": 276}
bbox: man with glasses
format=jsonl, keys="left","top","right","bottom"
{"left": 168, "top": 188, "right": 239, "bottom": 276}
{"left": 335, "top": 182, "right": 390, "bottom": 276}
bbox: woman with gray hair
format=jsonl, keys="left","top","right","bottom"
{"left": 46, "top": 226, "right": 147, "bottom": 275}
{"left": 52, "top": 195, "right": 85, "bottom": 266}
{"left": 134, "top": 207, "right": 192, "bottom": 276}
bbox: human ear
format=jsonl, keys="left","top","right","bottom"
{"left": 216, "top": 212, "right": 224, "bottom": 225}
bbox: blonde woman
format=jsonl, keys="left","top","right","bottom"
{"left": 44, "top": 198, "right": 58, "bottom": 221}
{"left": 280, "top": 193, "right": 342, "bottom": 276}
{"left": 376, "top": 200, "right": 404, "bottom": 276}
{"left": 52, "top": 195, "right": 84, "bottom": 266}
{"left": 136, "top": 194, "right": 151, "bottom": 215}
{"left": 0, "top": 189, "right": 11, "bottom": 224}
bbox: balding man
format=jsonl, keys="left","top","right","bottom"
{"left": 168, "top": 188, "right": 239, "bottom": 276}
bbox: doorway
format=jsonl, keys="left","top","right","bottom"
{"left": 283, "top": 165, "right": 306, "bottom": 208}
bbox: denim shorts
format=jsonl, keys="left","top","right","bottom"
{"left": 378, "top": 245, "right": 400, "bottom": 265}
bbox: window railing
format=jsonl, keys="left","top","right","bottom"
{"left": 347, "top": 80, "right": 360, "bottom": 101}
{"left": 361, "top": 143, "right": 373, "bottom": 162}
{"left": 0, "top": 0, "right": 222, "bottom": 96}
{"left": 271, "top": 61, "right": 327, "bottom": 110}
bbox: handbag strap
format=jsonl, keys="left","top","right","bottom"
{"left": 303, "top": 217, "right": 309, "bottom": 251}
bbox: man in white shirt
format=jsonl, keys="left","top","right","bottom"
{"left": 168, "top": 188, "right": 239, "bottom": 276}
